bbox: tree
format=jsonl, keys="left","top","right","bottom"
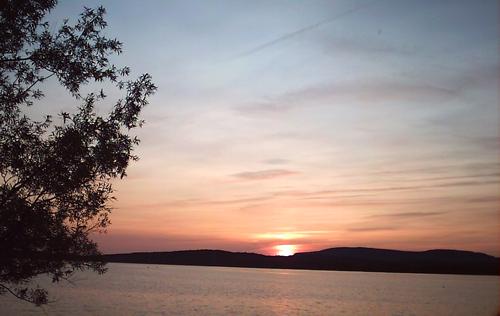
{"left": 0, "top": 0, "right": 156, "bottom": 305}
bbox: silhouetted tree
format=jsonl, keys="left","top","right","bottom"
{"left": 0, "top": 0, "right": 156, "bottom": 305}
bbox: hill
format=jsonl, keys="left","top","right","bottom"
{"left": 103, "top": 247, "right": 499, "bottom": 275}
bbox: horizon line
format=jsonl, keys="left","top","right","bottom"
{"left": 103, "top": 246, "right": 499, "bottom": 258}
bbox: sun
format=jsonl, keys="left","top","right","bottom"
{"left": 275, "top": 244, "right": 296, "bottom": 256}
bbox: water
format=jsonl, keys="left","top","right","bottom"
{"left": 1, "top": 263, "right": 498, "bottom": 315}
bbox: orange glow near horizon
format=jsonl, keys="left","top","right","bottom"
{"left": 275, "top": 245, "right": 296, "bottom": 256}
{"left": 256, "top": 232, "right": 307, "bottom": 240}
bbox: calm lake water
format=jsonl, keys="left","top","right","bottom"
{"left": 1, "top": 263, "right": 498, "bottom": 315}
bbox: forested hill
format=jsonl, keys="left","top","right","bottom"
{"left": 103, "top": 247, "right": 500, "bottom": 275}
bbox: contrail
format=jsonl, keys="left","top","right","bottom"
{"left": 229, "top": 0, "right": 379, "bottom": 60}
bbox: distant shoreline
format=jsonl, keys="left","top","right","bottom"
{"left": 104, "top": 261, "right": 500, "bottom": 277}
{"left": 101, "top": 247, "right": 500, "bottom": 276}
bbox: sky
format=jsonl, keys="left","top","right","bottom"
{"left": 42, "top": 0, "right": 499, "bottom": 256}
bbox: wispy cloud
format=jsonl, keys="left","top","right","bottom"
{"left": 365, "top": 162, "right": 500, "bottom": 177}
{"left": 231, "top": 169, "right": 299, "bottom": 180}
{"left": 406, "top": 172, "right": 500, "bottom": 183}
{"left": 469, "top": 136, "right": 500, "bottom": 150}
{"left": 319, "top": 35, "right": 417, "bottom": 58}
{"left": 347, "top": 226, "right": 398, "bottom": 232}
{"left": 262, "top": 158, "right": 290, "bottom": 165}
{"left": 281, "top": 179, "right": 499, "bottom": 196}
{"left": 464, "top": 196, "right": 500, "bottom": 204}
{"left": 229, "top": 0, "right": 379, "bottom": 60}
{"left": 207, "top": 196, "right": 272, "bottom": 205}
{"left": 236, "top": 78, "right": 459, "bottom": 116}
{"left": 236, "top": 62, "right": 498, "bottom": 117}
{"left": 369, "top": 211, "right": 446, "bottom": 219}
{"left": 235, "top": 101, "right": 296, "bottom": 115}
{"left": 285, "top": 79, "right": 458, "bottom": 104}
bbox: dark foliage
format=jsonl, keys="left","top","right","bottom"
{"left": 0, "top": 0, "right": 156, "bottom": 305}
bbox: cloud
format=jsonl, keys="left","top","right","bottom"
{"left": 207, "top": 196, "right": 272, "bottom": 205}
{"left": 255, "top": 230, "right": 331, "bottom": 240}
{"left": 370, "top": 211, "right": 446, "bottom": 219}
{"left": 347, "top": 226, "right": 398, "bottom": 232}
{"left": 443, "top": 135, "right": 500, "bottom": 152}
{"left": 308, "top": 194, "right": 498, "bottom": 208}
{"left": 319, "top": 34, "right": 418, "bottom": 58}
{"left": 93, "top": 231, "right": 277, "bottom": 254}
{"left": 464, "top": 196, "right": 500, "bottom": 204}
{"left": 237, "top": 203, "right": 266, "bottom": 213}
{"left": 262, "top": 158, "right": 290, "bottom": 165}
{"left": 265, "top": 180, "right": 498, "bottom": 202}
{"left": 229, "top": 0, "right": 379, "bottom": 60}
{"left": 286, "top": 80, "right": 458, "bottom": 104}
{"left": 363, "top": 162, "right": 500, "bottom": 179}
{"left": 368, "top": 164, "right": 497, "bottom": 176}
{"left": 299, "top": 194, "right": 370, "bottom": 201}
{"left": 470, "top": 136, "right": 500, "bottom": 150}
{"left": 236, "top": 78, "right": 459, "bottom": 116}
{"left": 231, "top": 169, "right": 299, "bottom": 180}
{"left": 409, "top": 172, "right": 500, "bottom": 183}
{"left": 270, "top": 183, "right": 499, "bottom": 208}
{"left": 121, "top": 196, "right": 275, "bottom": 211}
{"left": 235, "top": 101, "right": 296, "bottom": 115}
{"left": 307, "top": 179, "right": 499, "bottom": 194}
{"left": 445, "top": 64, "right": 499, "bottom": 91}
{"left": 236, "top": 61, "right": 497, "bottom": 117}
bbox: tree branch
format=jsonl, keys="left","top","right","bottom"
{"left": 0, "top": 283, "right": 40, "bottom": 305}
{"left": 0, "top": 56, "right": 33, "bottom": 63}
{"left": 16, "top": 73, "right": 55, "bottom": 102}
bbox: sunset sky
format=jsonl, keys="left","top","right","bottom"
{"left": 41, "top": 0, "right": 499, "bottom": 256}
